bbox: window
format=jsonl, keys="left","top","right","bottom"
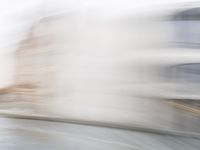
{"left": 171, "top": 8, "right": 200, "bottom": 48}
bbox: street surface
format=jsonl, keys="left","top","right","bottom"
{"left": 0, "top": 117, "right": 199, "bottom": 150}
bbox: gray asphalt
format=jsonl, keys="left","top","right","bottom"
{"left": 0, "top": 117, "right": 200, "bottom": 150}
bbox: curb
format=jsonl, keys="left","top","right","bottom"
{"left": 0, "top": 112, "right": 199, "bottom": 139}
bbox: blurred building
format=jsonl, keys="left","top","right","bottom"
{"left": 0, "top": 0, "right": 199, "bottom": 133}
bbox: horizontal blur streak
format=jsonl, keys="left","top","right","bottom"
{"left": 0, "top": 0, "right": 200, "bottom": 149}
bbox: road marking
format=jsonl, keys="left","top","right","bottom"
{"left": 166, "top": 101, "right": 200, "bottom": 116}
